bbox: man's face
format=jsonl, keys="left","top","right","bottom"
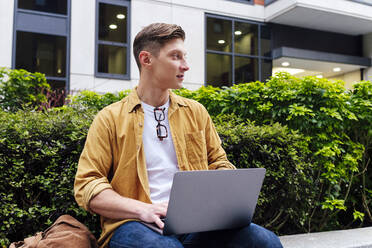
{"left": 149, "top": 38, "right": 189, "bottom": 90}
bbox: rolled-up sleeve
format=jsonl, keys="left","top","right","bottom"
{"left": 74, "top": 109, "right": 114, "bottom": 212}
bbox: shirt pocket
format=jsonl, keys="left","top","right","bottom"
{"left": 185, "top": 130, "right": 208, "bottom": 170}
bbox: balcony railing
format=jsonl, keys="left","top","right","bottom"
{"left": 265, "top": 0, "right": 372, "bottom": 6}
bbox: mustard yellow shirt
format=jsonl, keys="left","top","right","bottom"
{"left": 74, "top": 89, "right": 235, "bottom": 247}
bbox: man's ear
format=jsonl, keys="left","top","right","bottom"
{"left": 139, "top": 51, "right": 152, "bottom": 68}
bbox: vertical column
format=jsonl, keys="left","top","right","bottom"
{"left": 363, "top": 32, "right": 372, "bottom": 81}
{"left": 0, "top": 0, "right": 15, "bottom": 68}
{"left": 70, "top": 0, "right": 95, "bottom": 92}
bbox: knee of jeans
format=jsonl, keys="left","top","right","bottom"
{"left": 153, "top": 236, "right": 183, "bottom": 248}
{"left": 244, "top": 224, "right": 283, "bottom": 248}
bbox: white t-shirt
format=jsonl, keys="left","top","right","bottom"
{"left": 141, "top": 100, "right": 179, "bottom": 203}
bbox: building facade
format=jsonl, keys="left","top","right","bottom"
{"left": 0, "top": 0, "right": 371, "bottom": 93}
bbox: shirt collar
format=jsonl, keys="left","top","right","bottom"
{"left": 126, "top": 87, "right": 142, "bottom": 113}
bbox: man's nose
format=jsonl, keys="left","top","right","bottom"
{"left": 181, "top": 60, "right": 189, "bottom": 71}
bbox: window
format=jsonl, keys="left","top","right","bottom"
{"left": 18, "top": 0, "right": 67, "bottom": 15}
{"left": 13, "top": 0, "right": 70, "bottom": 92}
{"left": 96, "top": 0, "right": 130, "bottom": 79}
{"left": 16, "top": 32, "right": 66, "bottom": 78}
{"left": 205, "top": 15, "right": 272, "bottom": 87}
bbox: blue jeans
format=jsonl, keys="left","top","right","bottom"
{"left": 109, "top": 221, "right": 283, "bottom": 248}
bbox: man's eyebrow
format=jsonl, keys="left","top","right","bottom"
{"left": 168, "top": 49, "right": 187, "bottom": 55}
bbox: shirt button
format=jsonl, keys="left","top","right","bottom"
{"left": 139, "top": 123, "right": 142, "bottom": 127}
{"left": 136, "top": 146, "right": 140, "bottom": 150}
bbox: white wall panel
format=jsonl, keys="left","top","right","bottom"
{"left": 70, "top": 0, "right": 96, "bottom": 76}
{"left": 0, "top": 0, "right": 15, "bottom": 68}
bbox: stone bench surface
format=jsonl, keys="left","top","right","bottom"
{"left": 279, "top": 227, "right": 372, "bottom": 248}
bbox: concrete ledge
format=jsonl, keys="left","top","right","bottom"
{"left": 279, "top": 227, "right": 372, "bottom": 248}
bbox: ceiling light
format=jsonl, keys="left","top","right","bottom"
{"left": 333, "top": 67, "right": 341, "bottom": 72}
{"left": 234, "top": 30, "right": 242, "bottom": 35}
{"left": 109, "top": 24, "right": 117, "bottom": 30}
{"left": 116, "top": 14, "right": 125, "bottom": 19}
{"left": 272, "top": 67, "right": 304, "bottom": 75}
{"left": 281, "top": 62, "right": 290, "bottom": 67}
{"left": 218, "top": 40, "right": 225, "bottom": 44}
{"left": 316, "top": 75, "right": 323, "bottom": 78}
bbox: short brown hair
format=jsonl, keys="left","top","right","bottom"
{"left": 133, "top": 23, "right": 185, "bottom": 70}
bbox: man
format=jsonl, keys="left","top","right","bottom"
{"left": 74, "top": 23, "right": 283, "bottom": 248}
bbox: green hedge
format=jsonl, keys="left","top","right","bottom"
{"left": 0, "top": 107, "right": 100, "bottom": 246}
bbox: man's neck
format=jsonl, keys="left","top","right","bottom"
{"left": 137, "top": 79, "right": 170, "bottom": 107}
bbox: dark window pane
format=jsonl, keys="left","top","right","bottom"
{"left": 262, "top": 58, "right": 272, "bottom": 82}
{"left": 234, "top": 21, "right": 258, "bottom": 55}
{"left": 16, "top": 31, "right": 66, "bottom": 77}
{"left": 206, "top": 53, "right": 232, "bottom": 87}
{"left": 98, "top": 45, "right": 127, "bottom": 75}
{"left": 261, "top": 25, "right": 271, "bottom": 57}
{"left": 18, "top": 0, "right": 67, "bottom": 15}
{"left": 206, "top": 17, "right": 232, "bottom": 52}
{"left": 235, "top": 56, "right": 258, "bottom": 84}
{"left": 99, "top": 3, "right": 127, "bottom": 43}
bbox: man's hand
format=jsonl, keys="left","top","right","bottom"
{"left": 139, "top": 202, "right": 168, "bottom": 229}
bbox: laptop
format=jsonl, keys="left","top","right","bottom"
{"left": 141, "top": 168, "right": 266, "bottom": 235}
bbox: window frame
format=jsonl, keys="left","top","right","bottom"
{"left": 204, "top": 13, "right": 272, "bottom": 86}
{"left": 12, "top": 0, "right": 71, "bottom": 93}
{"left": 17, "top": 0, "right": 68, "bottom": 15}
{"left": 348, "top": 0, "right": 372, "bottom": 6}
{"left": 227, "top": 0, "right": 254, "bottom": 5}
{"left": 95, "top": 0, "right": 131, "bottom": 80}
